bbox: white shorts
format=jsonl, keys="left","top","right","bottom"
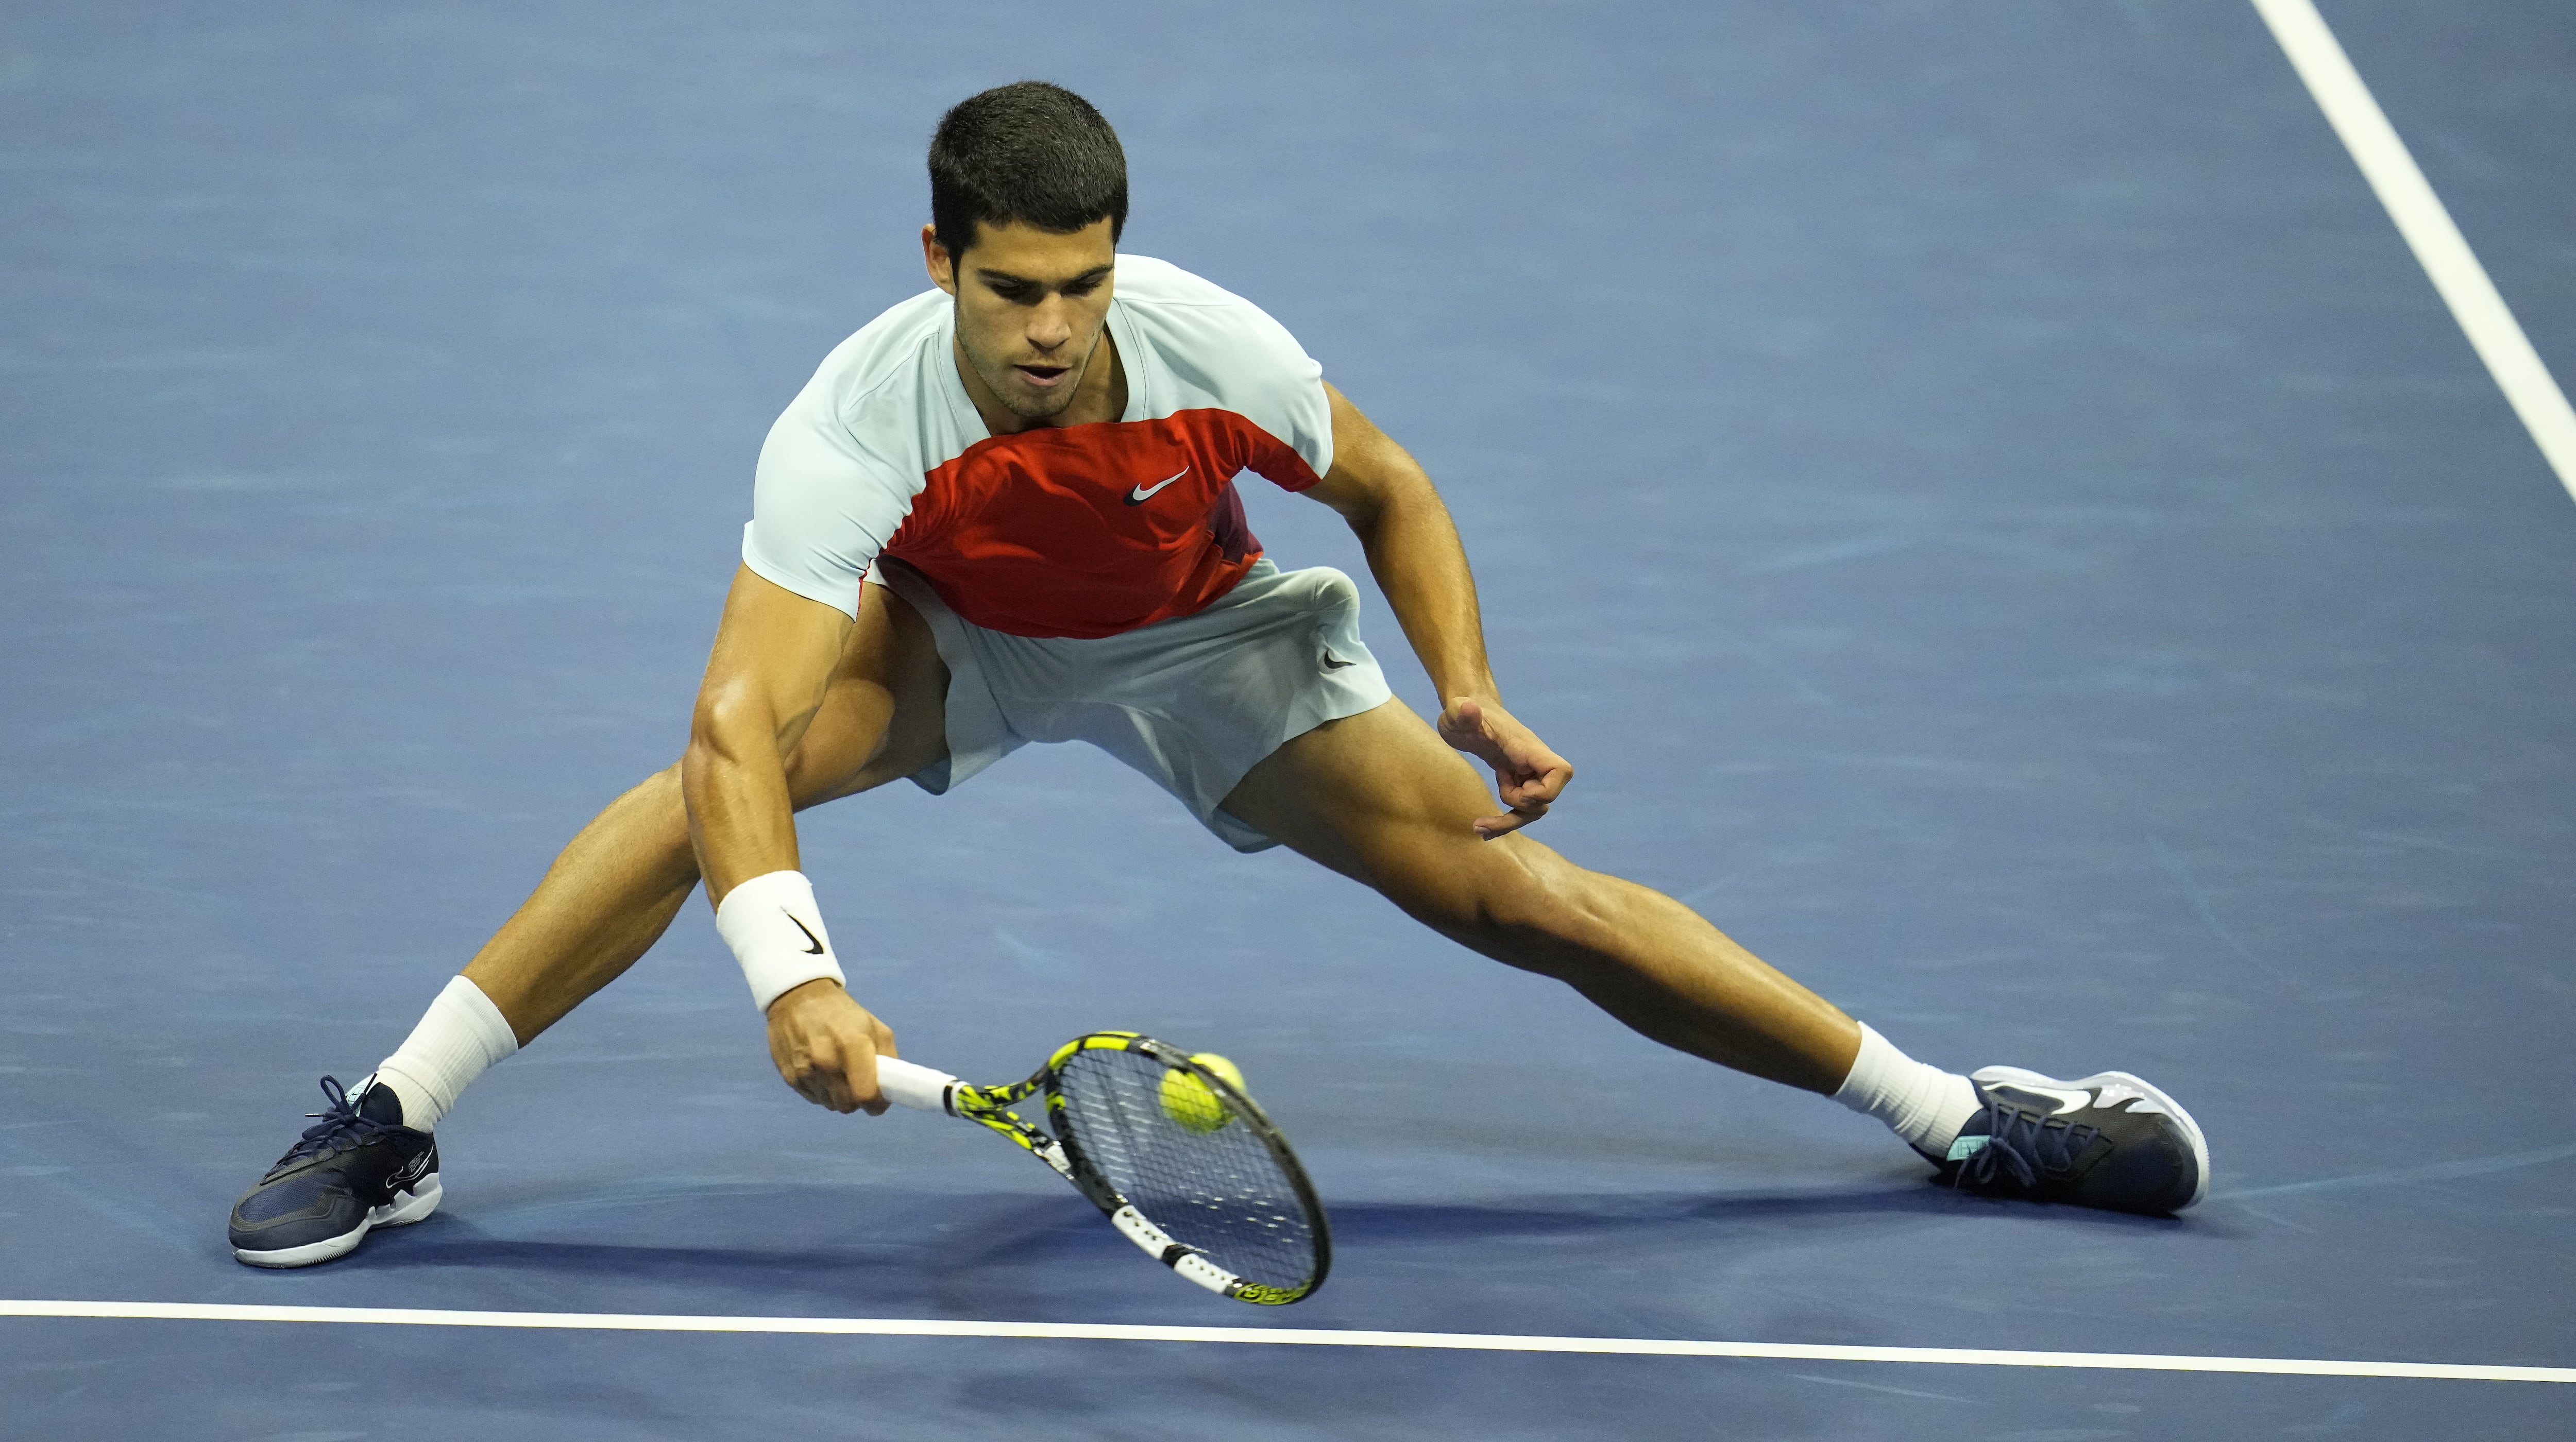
{"left": 869, "top": 558, "right": 1395, "bottom": 852}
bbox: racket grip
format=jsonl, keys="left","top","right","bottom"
{"left": 874, "top": 1056, "right": 958, "bottom": 1113}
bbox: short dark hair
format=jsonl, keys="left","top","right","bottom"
{"left": 929, "top": 81, "right": 1127, "bottom": 263}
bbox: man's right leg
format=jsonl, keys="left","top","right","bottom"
{"left": 228, "top": 580, "right": 950, "bottom": 1267}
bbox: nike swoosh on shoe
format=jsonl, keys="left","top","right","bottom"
{"left": 1988, "top": 1082, "right": 2100, "bottom": 1115}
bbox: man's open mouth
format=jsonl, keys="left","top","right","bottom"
{"left": 1014, "top": 363, "right": 1071, "bottom": 388}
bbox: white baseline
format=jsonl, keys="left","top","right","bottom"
{"left": 2250, "top": 0, "right": 2576, "bottom": 501}
{"left": 3, "top": 1300, "right": 2568, "bottom": 1384}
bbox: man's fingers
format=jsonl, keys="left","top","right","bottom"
{"left": 1492, "top": 760, "right": 1569, "bottom": 811}
{"left": 1472, "top": 801, "right": 1547, "bottom": 840}
{"left": 1475, "top": 788, "right": 1553, "bottom": 838}
{"left": 768, "top": 988, "right": 902, "bottom": 1117}
{"left": 782, "top": 1037, "right": 872, "bottom": 1114}
{"left": 811, "top": 1036, "right": 888, "bottom": 1116}
{"left": 817, "top": 1049, "right": 861, "bottom": 1113}
{"left": 851, "top": 1042, "right": 890, "bottom": 1116}
{"left": 1502, "top": 762, "right": 1574, "bottom": 808}
{"left": 858, "top": 1026, "right": 897, "bottom": 1115}
{"left": 1445, "top": 695, "right": 1575, "bottom": 839}
{"left": 798, "top": 1066, "right": 854, "bottom": 1113}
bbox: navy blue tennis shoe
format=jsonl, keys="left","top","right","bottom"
{"left": 1930, "top": 1066, "right": 2209, "bottom": 1215}
{"left": 228, "top": 1076, "right": 440, "bottom": 1267}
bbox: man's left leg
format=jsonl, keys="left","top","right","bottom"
{"left": 1219, "top": 699, "right": 2208, "bottom": 1213}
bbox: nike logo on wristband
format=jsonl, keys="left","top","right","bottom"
{"left": 787, "top": 914, "right": 826, "bottom": 955}
{"left": 1126, "top": 467, "right": 1188, "bottom": 504}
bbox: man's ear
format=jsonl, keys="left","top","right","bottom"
{"left": 922, "top": 225, "right": 958, "bottom": 295}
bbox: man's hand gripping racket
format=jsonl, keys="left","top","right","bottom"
{"left": 874, "top": 1033, "right": 1331, "bottom": 1305}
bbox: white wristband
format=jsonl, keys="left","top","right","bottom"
{"left": 714, "top": 870, "right": 847, "bottom": 1013}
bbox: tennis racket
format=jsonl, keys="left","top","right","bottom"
{"left": 874, "top": 1032, "right": 1330, "bottom": 1305}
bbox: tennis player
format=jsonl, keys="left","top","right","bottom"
{"left": 229, "top": 82, "right": 2209, "bottom": 1268}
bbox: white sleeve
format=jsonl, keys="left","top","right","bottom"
{"left": 1110, "top": 258, "right": 1334, "bottom": 486}
{"left": 1141, "top": 283, "right": 1333, "bottom": 485}
{"left": 1223, "top": 303, "right": 1332, "bottom": 486}
{"left": 740, "top": 378, "right": 921, "bottom": 620}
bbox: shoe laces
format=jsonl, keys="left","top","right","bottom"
{"left": 270, "top": 1075, "right": 400, "bottom": 1170}
{"left": 1956, "top": 1100, "right": 2102, "bottom": 1191}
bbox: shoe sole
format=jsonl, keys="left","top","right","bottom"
{"left": 231, "top": 1175, "right": 443, "bottom": 1268}
{"left": 1970, "top": 1067, "right": 2211, "bottom": 1212}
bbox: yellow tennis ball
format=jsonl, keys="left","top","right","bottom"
{"left": 1158, "top": 1053, "right": 1244, "bottom": 1134}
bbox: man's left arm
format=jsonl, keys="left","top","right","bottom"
{"left": 1302, "top": 382, "right": 1573, "bottom": 837}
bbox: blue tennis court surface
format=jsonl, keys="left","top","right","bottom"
{"left": 5, "top": 2, "right": 2572, "bottom": 1436}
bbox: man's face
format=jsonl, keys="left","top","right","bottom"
{"left": 925, "top": 216, "right": 1117, "bottom": 424}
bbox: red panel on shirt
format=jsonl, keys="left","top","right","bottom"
{"left": 882, "top": 408, "right": 1324, "bottom": 640}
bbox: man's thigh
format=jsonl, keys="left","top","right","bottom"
{"left": 1218, "top": 698, "right": 1554, "bottom": 927}
{"left": 784, "top": 579, "right": 950, "bottom": 809}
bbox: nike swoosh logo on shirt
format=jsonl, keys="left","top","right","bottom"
{"left": 1125, "top": 467, "right": 1189, "bottom": 504}
{"left": 787, "top": 914, "right": 826, "bottom": 955}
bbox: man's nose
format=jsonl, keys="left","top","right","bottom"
{"left": 1027, "top": 298, "right": 1075, "bottom": 351}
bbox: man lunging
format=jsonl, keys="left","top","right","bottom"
{"left": 228, "top": 82, "right": 2206, "bottom": 1269}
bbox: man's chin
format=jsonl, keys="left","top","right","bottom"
{"left": 998, "top": 381, "right": 1080, "bottom": 420}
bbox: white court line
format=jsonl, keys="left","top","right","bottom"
{"left": 2250, "top": 0, "right": 2576, "bottom": 502}
{"left": 3, "top": 1300, "right": 2569, "bottom": 1384}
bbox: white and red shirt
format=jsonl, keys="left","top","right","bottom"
{"left": 742, "top": 255, "right": 1333, "bottom": 640}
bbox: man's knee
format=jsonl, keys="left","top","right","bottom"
{"left": 782, "top": 710, "right": 943, "bottom": 810}
{"left": 777, "top": 590, "right": 948, "bottom": 810}
{"left": 656, "top": 711, "right": 937, "bottom": 820}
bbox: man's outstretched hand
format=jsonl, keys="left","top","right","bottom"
{"left": 766, "top": 978, "right": 897, "bottom": 1114}
{"left": 1437, "top": 695, "right": 1574, "bottom": 839}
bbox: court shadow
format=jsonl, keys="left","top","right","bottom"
{"left": 323, "top": 1167, "right": 2184, "bottom": 1309}
{"left": 1324, "top": 1173, "right": 2193, "bottom": 1247}
{"left": 325, "top": 1193, "right": 1099, "bottom": 1314}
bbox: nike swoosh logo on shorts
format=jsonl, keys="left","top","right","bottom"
{"left": 787, "top": 914, "right": 826, "bottom": 955}
{"left": 1126, "top": 467, "right": 1188, "bottom": 504}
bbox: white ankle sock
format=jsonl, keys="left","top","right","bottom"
{"left": 1832, "top": 1023, "right": 1981, "bottom": 1156}
{"left": 367, "top": 975, "right": 519, "bottom": 1130}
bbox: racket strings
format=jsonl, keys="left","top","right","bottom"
{"left": 1052, "top": 1049, "right": 1319, "bottom": 1293}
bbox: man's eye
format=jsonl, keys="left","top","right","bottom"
{"left": 1065, "top": 278, "right": 1104, "bottom": 296}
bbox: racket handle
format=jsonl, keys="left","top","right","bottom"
{"left": 874, "top": 1055, "right": 958, "bottom": 1113}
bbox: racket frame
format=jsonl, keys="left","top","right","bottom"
{"left": 881, "top": 1032, "right": 1330, "bottom": 1305}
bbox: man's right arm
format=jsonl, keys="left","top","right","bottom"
{"left": 683, "top": 563, "right": 897, "bottom": 1114}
